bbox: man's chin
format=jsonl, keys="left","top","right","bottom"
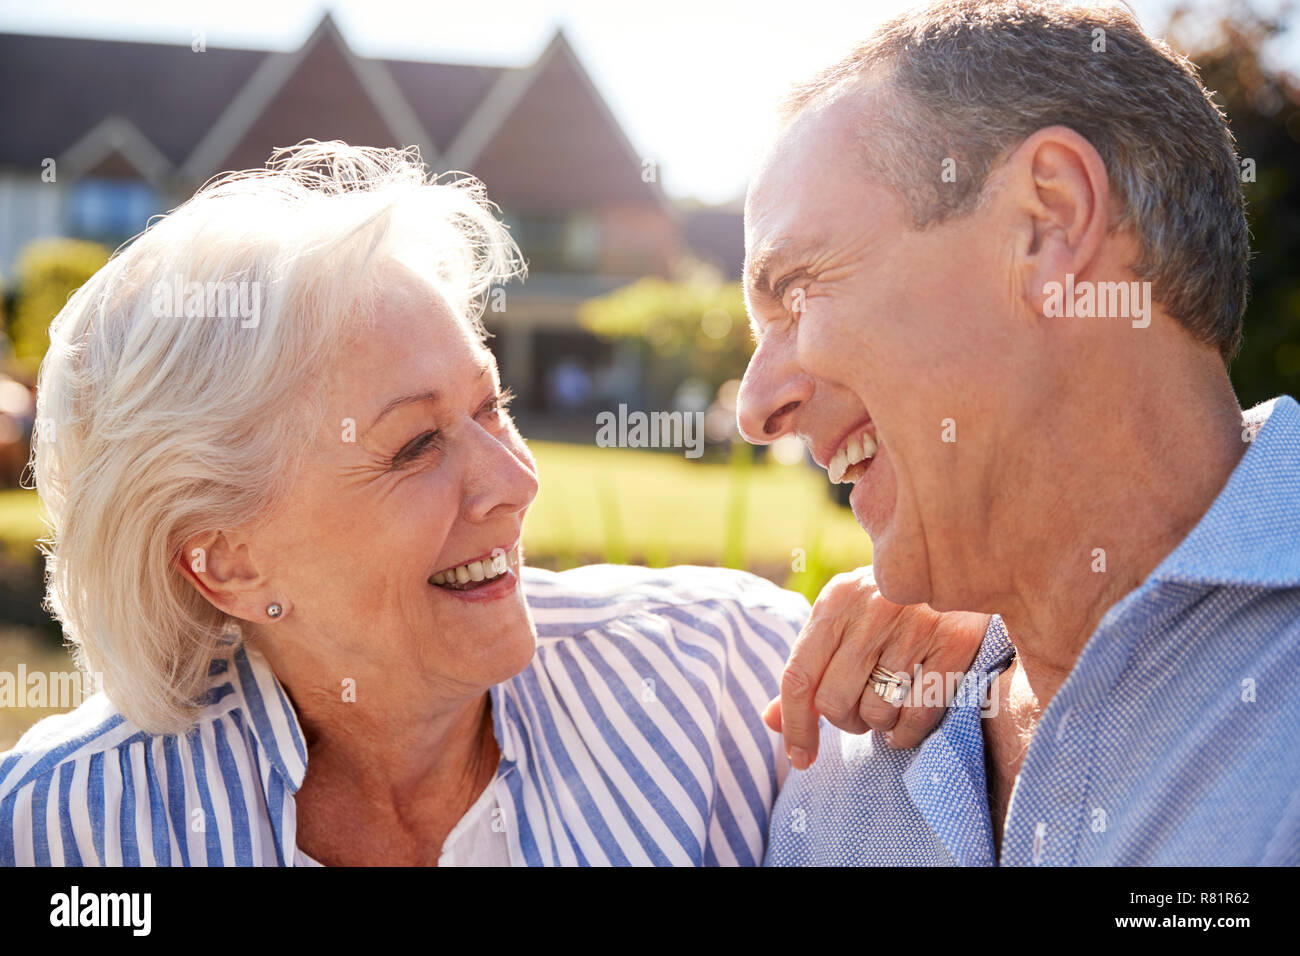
{"left": 864, "top": 540, "right": 931, "bottom": 607}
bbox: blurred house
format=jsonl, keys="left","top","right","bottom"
{"left": 0, "top": 14, "right": 741, "bottom": 419}
{"left": 679, "top": 202, "right": 745, "bottom": 281}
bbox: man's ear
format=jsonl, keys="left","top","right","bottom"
{"left": 1002, "top": 125, "right": 1112, "bottom": 318}
{"left": 177, "top": 530, "right": 283, "bottom": 623}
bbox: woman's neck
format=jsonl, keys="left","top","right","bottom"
{"left": 253, "top": 632, "right": 502, "bottom": 863}
{"left": 301, "top": 688, "right": 497, "bottom": 804}
{"left": 287, "top": 685, "right": 500, "bottom": 866}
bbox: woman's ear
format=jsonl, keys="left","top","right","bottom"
{"left": 1002, "top": 124, "right": 1112, "bottom": 319}
{"left": 177, "top": 530, "right": 280, "bottom": 623}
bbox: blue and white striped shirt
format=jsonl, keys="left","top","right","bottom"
{"left": 1, "top": 564, "right": 808, "bottom": 866}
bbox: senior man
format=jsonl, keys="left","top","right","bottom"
{"left": 741, "top": 0, "right": 1299, "bottom": 865}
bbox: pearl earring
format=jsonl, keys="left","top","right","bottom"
{"left": 267, "top": 603, "right": 283, "bottom": 619}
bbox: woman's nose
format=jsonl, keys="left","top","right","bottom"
{"left": 463, "top": 427, "right": 539, "bottom": 523}
{"left": 737, "top": 340, "right": 811, "bottom": 445}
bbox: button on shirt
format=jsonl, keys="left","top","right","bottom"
{"left": 2, "top": 564, "right": 809, "bottom": 866}
{"left": 768, "top": 395, "right": 1300, "bottom": 866}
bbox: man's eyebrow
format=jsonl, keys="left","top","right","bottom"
{"left": 744, "top": 237, "right": 823, "bottom": 302}
{"left": 368, "top": 365, "right": 491, "bottom": 431}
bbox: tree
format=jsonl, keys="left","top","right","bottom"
{"left": 578, "top": 269, "right": 753, "bottom": 411}
{"left": 1169, "top": 1, "right": 1300, "bottom": 406}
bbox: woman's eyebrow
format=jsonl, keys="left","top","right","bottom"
{"left": 367, "top": 366, "right": 492, "bottom": 431}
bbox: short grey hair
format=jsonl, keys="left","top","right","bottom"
{"left": 34, "top": 141, "right": 523, "bottom": 734}
{"left": 781, "top": 0, "right": 1250, "bottom": 361}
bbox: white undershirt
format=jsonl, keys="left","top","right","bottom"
{"left": 293, "top": 775, "right": 511, "bottom": 867}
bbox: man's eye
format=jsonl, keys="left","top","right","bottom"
{"left": 782, "top": 285, "right": 807, "bottom": 318}
{"left": 389, "top": 431, "right": 441, "bottom": 467}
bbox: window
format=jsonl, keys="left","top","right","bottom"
{"left": 503, "top": 212, "right": 601, "bottom": 272}
{"left": 66, "top": 179, "right": 160, "bottom": 242}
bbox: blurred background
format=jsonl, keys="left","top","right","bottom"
{"left": 0, "top": 0, "right": 1295, "bottom": 747}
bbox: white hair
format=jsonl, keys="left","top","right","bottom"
{"left": 32, "top": 141, "right": 524, "bottom": 734}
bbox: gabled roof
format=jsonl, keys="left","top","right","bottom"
{"left": 445, "top": 30, "right": 669, "bottom": 213}
{"left": 381, "top": 58, "right": 506, "bottom": 154}
{"left": 180, "top": 14, "right": 435, "bottom": 180}
{"left": 0, "top": 15, "right": 667, "bottom": 218}
{"left": 60, "top": 116, "right": 173, "bottom": 187}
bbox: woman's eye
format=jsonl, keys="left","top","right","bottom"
{"left": 389, "top": 431, "right": 441, "bottom": 467}
{"left": 482, "top": 388, "right": 515, "bottom": 420}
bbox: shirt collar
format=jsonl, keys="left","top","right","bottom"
{"left": 1150, "top": 395, "right": 1300, "bottom": 590}
{"left": 202, "top": 642, "right": 309, "bottom": 793}
{"left": 901, "top": 615, "right": 1015, "bottom": 866}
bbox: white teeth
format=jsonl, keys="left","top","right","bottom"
{"left": 826, "top": 429, "right": 878, "bottom": 484}
{"left": 828, "top": 448, "right": 848, "bottom": 483}
{"left": 433, "top": 546, "right": 520, "bottom": 587}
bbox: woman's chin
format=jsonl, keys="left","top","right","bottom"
{"left": 480, "top": 618, "right": 540, "bottom": 685}
{"left": 425, "top": 579, "right": 538, "bottom": 681}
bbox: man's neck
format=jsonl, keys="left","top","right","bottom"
{"left": 991, "top": 350, "right": 1245, "bottom": 710}
{"left": 979, "top": 346, "right": 1245, "bottom": 858}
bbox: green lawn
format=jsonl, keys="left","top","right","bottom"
{"left": 523, "top": 439, "right": 870, "bottom": 598}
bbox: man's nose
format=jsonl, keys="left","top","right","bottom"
{"left": 736, "top": 340, "right": 812, "bottom": 445}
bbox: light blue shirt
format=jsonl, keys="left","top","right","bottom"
{"left": 767, "top": 395, "right": 1300, "bottom": 866}
{"left": 2, "top": 564, "right": 809, "bottom": 865}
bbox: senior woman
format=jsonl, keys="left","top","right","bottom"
{"left": 0, "top": 142, "right": 983, "bottom": 866}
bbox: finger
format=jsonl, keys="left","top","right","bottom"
{"left": 853, "top": 604, "right": 936, "bottom": 728}
{"left": 924, "top": 613, "right": 993, "bottom": 705}
{"left": 779, "top": 615, "right": 846, "bottom": 769}
{"left": 813, "top": 638, "right": 878, "bottom": 735}
{"left": 856, "top": 642, "right": 922, "bottom": 734}
{"left": 762, "top": 696, "right": 782, "bottom": 733}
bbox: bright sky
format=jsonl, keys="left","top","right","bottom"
{"left": 0, "top": 0, "right": 1291, "bottom": 204}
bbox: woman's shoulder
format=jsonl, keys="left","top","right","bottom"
{"left": 521, "top": 563, "right": 811, "bottom": 636}
{"left": 0, "top": 692, "right": 147, "bottom": 864}
{"left": 496, "top": 565, "right": 807, "bottom": 864}
{"left": 511, "top": 563, "right": 810, "bottom": 711}
{"left": 1, "top": 692, "right": 133, "bottom": 800}
{"left": 1, "top": 651, "right": 250, "bottom": 799}
{"left": 1, "top": 646, "right": 298, "bottom": 865}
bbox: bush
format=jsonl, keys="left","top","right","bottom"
{"left": 8, "top": 238, "right": 111, "bottom": 373}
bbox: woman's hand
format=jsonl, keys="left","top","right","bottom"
{"left": 764, "top": 566, "right": 990, "bottom": 769}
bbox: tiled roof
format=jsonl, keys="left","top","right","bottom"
{"left": 0, "top": 31, "right": 264, "bottom": 167}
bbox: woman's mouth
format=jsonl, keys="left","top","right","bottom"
{"left": 429, "top": 544, "right": 521, "bottom": 592}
